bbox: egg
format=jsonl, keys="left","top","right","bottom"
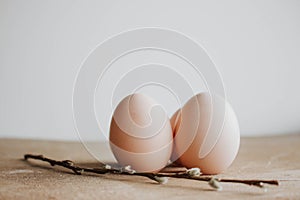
{"left": 170, "top": 109, "right": 182, "bottom": 164}
{"left": 109, "top": 93, "right": 173, "bottom": 172}
{"left": 171, "top": 92, "right": 240, "bottom": 174}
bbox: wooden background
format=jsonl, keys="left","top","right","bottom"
{"left": 0, "top": 134, "right": 299, "bottom": 199}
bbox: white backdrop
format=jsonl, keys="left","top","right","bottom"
{"left": 1, "top": 0, "right": 300, "bottom": 140}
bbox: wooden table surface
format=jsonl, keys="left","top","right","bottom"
{"left": 0, "top": 135, "right": 300, "bottom": 199}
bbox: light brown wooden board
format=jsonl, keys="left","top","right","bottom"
{"left": 0, "top": 135, "right": 299, "bottom": 199}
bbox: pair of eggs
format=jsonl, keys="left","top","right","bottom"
{"left": 109, "top": 93, "right": 240, "bottom": 174}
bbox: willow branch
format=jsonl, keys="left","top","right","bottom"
{"left": 23, "top": 154, "right": 279, "bottom": 189}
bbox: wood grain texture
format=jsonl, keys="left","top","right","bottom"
{"left": 0, "top": 135, "right": 299, "bottom": 199}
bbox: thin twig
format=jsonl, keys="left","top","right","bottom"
{"left": 23, "top": 154, "right": 279, "bottom": 189}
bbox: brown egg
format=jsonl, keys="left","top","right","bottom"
{"left": 171, "top": 92, "right": 240, "bottom": 174}
{"left": 109, "top": 93, "right": 173, "bottom": 172}
{"left": 170, "top": 109, "right": 182, "bottom": 164}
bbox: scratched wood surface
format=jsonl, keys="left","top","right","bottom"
{"left": 0, "top": 135, "right": 299, "bottom": 199}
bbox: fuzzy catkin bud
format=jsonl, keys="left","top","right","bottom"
{"left": 186, "top": 168, "right": 201, "bottom": 177}
{"left": 122, "top": 165, "right": 136, "bottom": 174}
{"left": 154, "top": 176, "right": 168, "bottom": 184}
{"left": 209, "top": 177, "right": 223, "bottom": 191}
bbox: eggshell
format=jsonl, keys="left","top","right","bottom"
{"left": 172, "top": 92, "right": 240, "bottom": 174}
{"left": 170, "top": 109, "right": 182, "bottom": 164}
{"left": 109, "top": 93, "right": 173, "bottom": 172}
